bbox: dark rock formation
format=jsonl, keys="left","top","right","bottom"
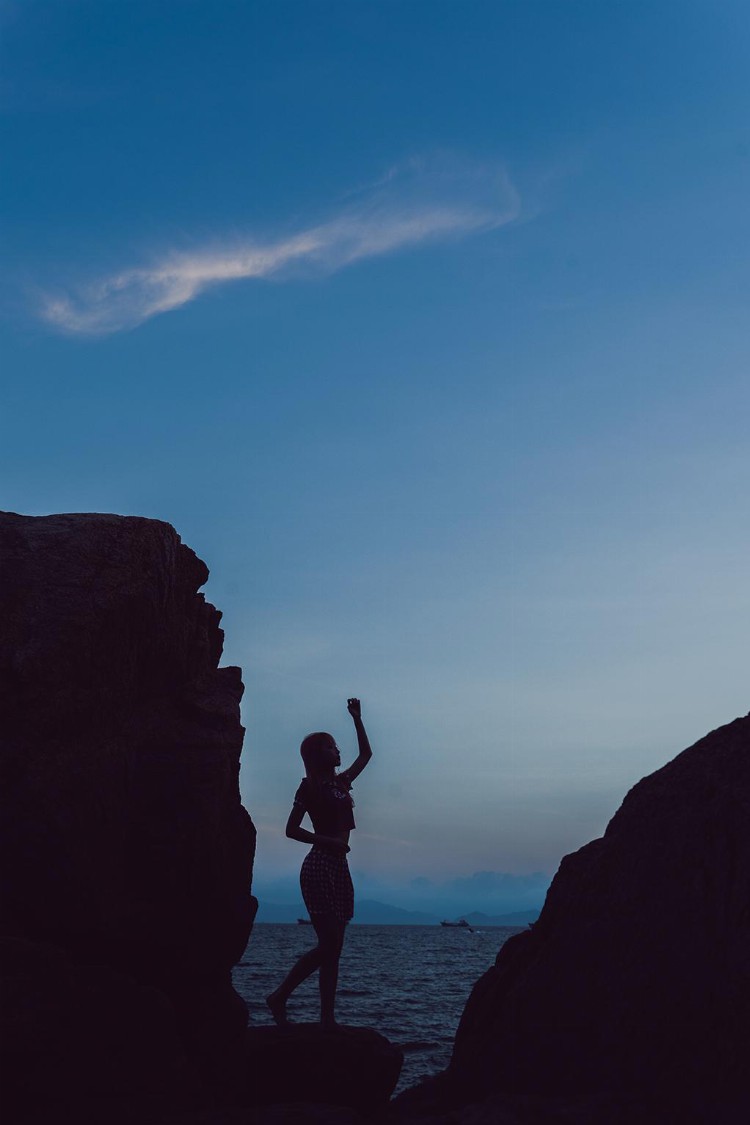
{"left": 244, "top": 1025, "right": 403, "bottom": 1112}
{"left": 1, "top": 934, "right": 188, "bottom": 1102}
{"left": 448, "top": 713, "right": 750, "bottom": 1120}
{"left": 0, "top": 512, "right": 256, "bottom": 1112}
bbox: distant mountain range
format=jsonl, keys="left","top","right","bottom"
{"left": 254, "top": 898, "right": 540, "bottom": 926}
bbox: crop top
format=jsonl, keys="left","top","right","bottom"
{"left": 293, "top": 771, "right": 356, "bottom": 835}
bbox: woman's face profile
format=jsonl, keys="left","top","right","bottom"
{"left": 318, "top": 737, "right": 340, "bottom": 769}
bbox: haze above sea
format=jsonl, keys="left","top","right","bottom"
{"left": 234, "top": 923, "right": 522, "bottom": 1092}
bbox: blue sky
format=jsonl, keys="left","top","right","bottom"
{"left": 2, "top": 2, "right": 749, "bottom": 912}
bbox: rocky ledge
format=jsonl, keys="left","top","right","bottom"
{"left": 244, "top": 1025, "right": 403, "bottom": 1112}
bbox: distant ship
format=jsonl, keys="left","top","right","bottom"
{"left": 440, "top": 918, "right": 472, "bottom": 929}
{"left": 297, "top": 917, "right": 312, "bottom": 925}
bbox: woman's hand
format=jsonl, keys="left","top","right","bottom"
{"left": 347, "top": 697, "right": 361, "bottom": 719}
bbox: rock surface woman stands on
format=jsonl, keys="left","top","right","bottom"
{"left": 266, "top": 698, "right": 373, "bottom": 1030}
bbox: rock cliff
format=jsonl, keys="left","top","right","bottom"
{"left": 0, "top": 512, "right": 256, "bottom": 1111}
{"left": 448, "top": 713, "right": 750, "bottom": 1120}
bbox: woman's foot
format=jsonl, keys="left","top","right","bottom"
{"left": 265, "top": 991, "right": 290, "bottom": 1026}
{"left": 320, "top": 1018, "right": 344, "bottom": 1033}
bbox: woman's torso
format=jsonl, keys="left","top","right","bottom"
{"left": 296, "top": 774, "right": 355, "bottom": 846}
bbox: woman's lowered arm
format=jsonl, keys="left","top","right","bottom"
{"left": 285, "top": 803, "right": 349, "bottom": 851}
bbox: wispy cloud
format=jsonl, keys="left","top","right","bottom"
{"left": 39, "top": 157, "right": 520, "bottom": 335}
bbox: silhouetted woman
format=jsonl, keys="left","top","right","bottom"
{"left": 266, "top": 698, "right": 372, "bottom": 1031}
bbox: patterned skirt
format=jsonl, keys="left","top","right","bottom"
{"left": 300, "top": 848, "right": 354, "bottom": 922}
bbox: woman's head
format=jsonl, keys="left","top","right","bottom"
{"left": 300, "top": 731, "right": 340, "bottom": 775}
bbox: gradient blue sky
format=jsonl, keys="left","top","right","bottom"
{"left": 2, "top": 2, "right": 748, "bottom": 911}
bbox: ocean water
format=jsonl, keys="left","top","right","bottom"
{"left": 233, "top": 923, "right": 523, "bottom": 1092}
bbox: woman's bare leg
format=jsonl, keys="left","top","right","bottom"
{"left": 266, "top": 944, "right": 323, "bottom": 1024}
{"left": 312, "top": 915, "right": 346, "bottom": 1030}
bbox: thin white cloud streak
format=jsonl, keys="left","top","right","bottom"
{"left": 39, "top": 161, "right": 520, "bottom": 335}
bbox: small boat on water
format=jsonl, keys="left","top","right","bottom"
{"left": 297, "top": 917, "right": 312, "bottom": 925}
{"left": 440, "top": 918, "right": 472, "bottom": 929}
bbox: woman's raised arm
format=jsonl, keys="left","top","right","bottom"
{"left": 343, "top": 697, "right": 372, "bottom": 782}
